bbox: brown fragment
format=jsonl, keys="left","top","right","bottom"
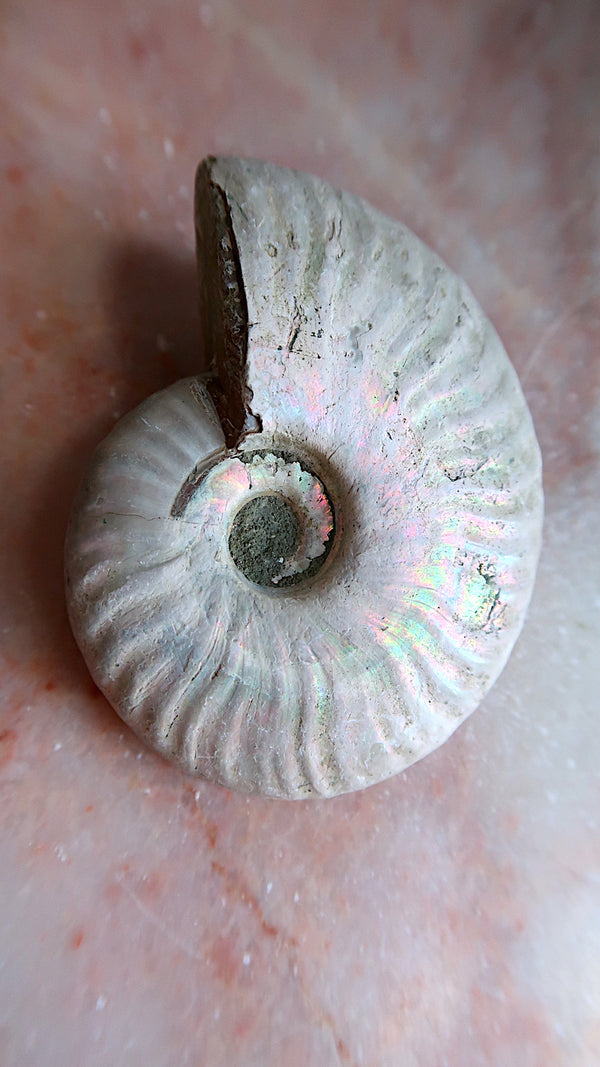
{"left": 194, "top": 158, "right": 260, "bottom": 448}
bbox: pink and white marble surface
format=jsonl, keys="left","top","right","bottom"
{"left": 1, "top": 1, "right": 598, "bottom": 1064}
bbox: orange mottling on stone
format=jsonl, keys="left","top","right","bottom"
{"left": 69, "top": 928, "right": 85, "bottom": 950}
{"left": 0, "top": 728, "right": 18, "bottom": 768}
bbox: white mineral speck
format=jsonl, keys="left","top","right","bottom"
{"left": 266, "top": 882, "right": 273, "bottom": 894}
{"left": 53, "top": 742, "right": 62, "bottom": 751}
{"left": 156, "top": 334, "right": 172, "bottom": 353}
{"left": 200, "top": 4, "right": 213, "bottom": 27}
{"left": 95, "top": 995, "right": 107, "bottom": 1011}
{"left": 163, "top": 137, "right": 175, "bottom": 160}
{"left": 243, "top": 953, "right": 251, "bottom": 966}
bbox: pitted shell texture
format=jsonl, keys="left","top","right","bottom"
{"left": 65, "top": 157, "right": 543, "bottom": 799}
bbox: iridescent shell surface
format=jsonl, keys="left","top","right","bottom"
{"left": 65, "top": 157, "right": 543, "bottom": 799}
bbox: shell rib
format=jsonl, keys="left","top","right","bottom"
{"left": 65, "top": 157, "right": 543, "bottom": 799}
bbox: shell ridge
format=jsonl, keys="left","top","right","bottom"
{"left": 296, "top": 644, "right": 345, "bottom": 796}
{"left": 303, "top": 610, "right": 409, "bottom": 787}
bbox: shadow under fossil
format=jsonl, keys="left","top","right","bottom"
{"left": 107, "top": 239, "right": 207, "bottom": 384}
{"left": 19, "top": 239, "right": 207, "bottom": 735}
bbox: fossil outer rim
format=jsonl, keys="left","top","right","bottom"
{"left": 64, "top": 157, "right": 544, "bottom": 800}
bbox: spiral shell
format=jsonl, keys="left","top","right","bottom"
{"left": 65, "top": 157, "right": 543, "bottom": 799}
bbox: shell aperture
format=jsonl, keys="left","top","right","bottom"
{"left": 64, "top": 157, "right": 543, "bottom": 799}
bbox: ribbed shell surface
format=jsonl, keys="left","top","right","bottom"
{"left": 65, "top": 158, "right": 543, "bottom": 799}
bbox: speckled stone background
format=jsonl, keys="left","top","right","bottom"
{"left": 1, "top": 2, "right": 599, "bottom": 1064}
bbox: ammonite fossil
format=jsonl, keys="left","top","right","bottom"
{"left": 65, "top": 157, "right": 543, "bottom": 799}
